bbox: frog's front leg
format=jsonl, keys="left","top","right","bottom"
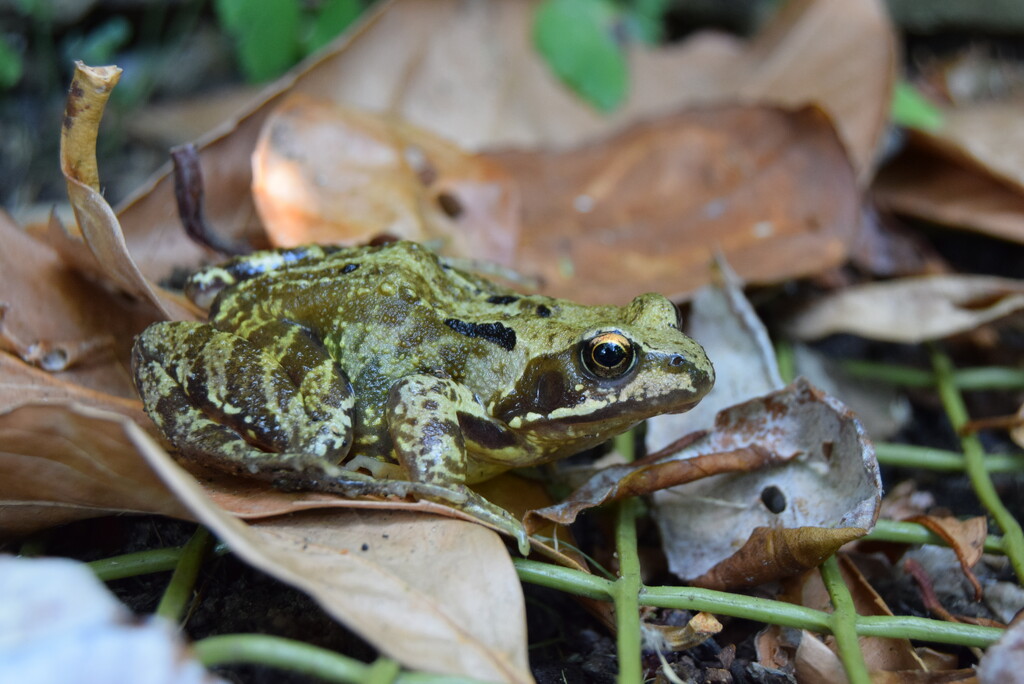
{"left": 132, "top": 320, "right": 356, "bottom": 481}
{"left": 387, "top": 374, "right": 536, "bottom": 554}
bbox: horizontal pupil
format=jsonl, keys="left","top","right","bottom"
{"left": 594, "top": 342, "right": 626, "bottom": 367}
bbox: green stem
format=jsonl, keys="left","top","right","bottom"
{"left": 155, "top": 526, "right": 212, "bottom": 623}
{"left": 867, "top": 519, "right": 1005, "bottom": 554}
{"left": 875, "top": 443, "right": 1024, "bottom": 473}
{"left": 640, "top": 586, "right": 831, "bottom": 632}
{"left": 194, "top": 634, "right": 484, "bottom": 684}
{"left": 842, "top": 360, "right": 1024, "bottom": 390}
{"left": 932, "top": 348, "right": 1024, "bottom": 584}
{"left": 820, "top": 557, "right": 870, "bottom": 684}
{"left": 614, "top": 498, "right": 643, "bottom": 684}
{"left": 514, "top": 558, "right": 614, "bottom": 599}
{"left": 90, "top": 546, "right": 185, "bottom": 581}
{"left": 855, "top": 616, "right": 1003, "bottom": 648}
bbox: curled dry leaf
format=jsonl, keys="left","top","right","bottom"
{"left": 496, "top": 105, "right": 859, "bottom": 303}
{"left": 58, "top": 62, "right": 198, "bottom": 323}
{"left": 253, "top": 95, "right": 520, "bottom": 263}
{"left": 0, "top": 402, "right": 189, "bottom": 537}
{"left": 657, "top": 380, "right": 879, "bottom": 588}
{"left": 0, "top": 211, "right": 155, "bottom": 398}
{"left": 785, "top": 274, "right": 1024, "bottom": 343}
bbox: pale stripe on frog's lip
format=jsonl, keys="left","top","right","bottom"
{"left": 508, "top": 390, "right": 706, "bottom": 429}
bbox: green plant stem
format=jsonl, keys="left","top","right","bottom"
{"left": 932, "top": 348, "right": 1024, "bottom": 584}
{"left": 820, "top": 557, "right": 870, "bottom": 684}
{"left": 842, "top": 360, "right": 1024, "bottom": 390}
{"left": 518, "top": 562, "right": 1004, "bottom": 647}
{"left": 613, "top": 498, "right": 644, "bottom": 684}
{"left": 856, "top": 616, "right": 1003, "bottom": 648}
{"left": 156, "top": 526, "right": 213, "bottom": 623}
{"left": 195, "top": 634, "right": 484, "bottom": 683}
{"left": 514, "top": 558, "right": 614, "bottom": 599}
{"left": 867, "top": 519, "right": 1005, "bottom": 554}
{"left": 91, "top": 546, "right": 185, "bottom": 581}
{"left": 875, "top": 443, "right": 1024, "bottom": 473}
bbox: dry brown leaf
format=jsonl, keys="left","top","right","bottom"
{"left": 116, "top": 0, "right": 890, "bottom": 295}
{"left": 717, "top": 0, "right": 895, "bottom": 182}
{"left": 786, "top": 275, "right": 1024, "bottom": 343}
{"left": 3, "top": 402, "right": 534, "bottom": 680}
{"left": 0, "top": 354, "right": 148, "bottom": 422}
{"left": 694, "top": 527, "right": 866, "bottom": 591}
{"left": 253, "top": 95, "right": 520, "bottom": 263}
{"left": 0, "top": 211, "right": 155, "bottom": 397}
{"left": 0, "top": 402, "right": 190, "bottom": 537}
{"left": 920, "top": 101, "right": 1024, "bottom": 193}
{"left": 59, "top": 62, "right": 198, "bottom": 323}
{"left": 123, "top": 424, "right": 532, "bottom": 682}
{"left": 873, "top": 146, "right": 1024, "bottom": 245}
{"left": 496, "top": 105, "right": 859, "bottom": 303}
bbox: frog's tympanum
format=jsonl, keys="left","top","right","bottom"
{"left": 132, "top": 241, "right": 714, "bottom": 552}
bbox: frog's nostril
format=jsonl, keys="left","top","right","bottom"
{"left": 669, "top": 355, "right": 686, "bottom": 367}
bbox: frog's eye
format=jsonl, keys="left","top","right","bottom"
{"left": 582, "top": 332, "right": 635, "bottom": 379}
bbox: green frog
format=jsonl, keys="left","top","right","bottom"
{"left": 132, "top": 241, "right": 714, "bottom": 553}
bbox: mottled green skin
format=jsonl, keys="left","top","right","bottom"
{"left": 132, "top": 241, "right": 714, "bottom": 550}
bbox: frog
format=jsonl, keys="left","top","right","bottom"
{"left": 132, "top": 240, "right": 714, "bottom": 553}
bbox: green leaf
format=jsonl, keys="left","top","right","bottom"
{"left": 215, "top": 0, "right": 302, "bottom": 82}
{"left": 891, "top": 81, "right": 944, "bottom": 132}
{"left": 304, "top": 0, "right": 364, "bottom": 55}
{"left": 534, "top": 0, "right": 628, "bottom": 113}
{"left": 0, "top": 35, "right": 23, "bottom": 90}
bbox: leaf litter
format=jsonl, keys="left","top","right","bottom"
{"left": 3, "top": 0, "right": 1024, "bottom": 681}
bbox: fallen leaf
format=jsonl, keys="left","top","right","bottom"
{"left": 0, "top": 401, "right": 535, "bottom": 681}
{"left": 873, "top": 146, "right": 1024, "bottom": 245}
{"left": 497, "top": 104, "right": 859, "bottom": 303}
{"left": 116, "top": 0, "right": 890, "bottom": 294}
{"left": 0, "top": 556, "right": 223, "bottom": 683}
{"left": 253, "top": 95, "right": 520, "bottom": 263}
{"left": 0, "top": 402, "right": 190, "bottom": 537}
{"left": 784, "top": 275, "right": 1024, "bottom": 343}
{"left": 125, "top": 423, "right": 532, "bottom": 683}
{"left": 656, "top": 379, "right": 879, "bottom": 587}
{"left": 0, "top": 354, "right": 148, "bottom": 422}
{"left": 787, "top": 555, "right": 928, "bottom": 674}
{"left": 919, "top": 101, "right": 1024, "bottom": 192}
{"left": 0, "top": 211, "right": 155, "bottom": 398}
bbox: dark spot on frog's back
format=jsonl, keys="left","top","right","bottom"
{"left": 536, "top": 305, "right": 552, "bottom": 318}
{"left": 486, "top": 295, "right": 519, "bottom": 305}
{"left": 342, "top": 263, "right": 359, "bottom": 274}
{"left": 444, "top": 318, "right": 516, "bottom": 351}
{"left": 458, "top": 412, "right": 517, "bottom": 449}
